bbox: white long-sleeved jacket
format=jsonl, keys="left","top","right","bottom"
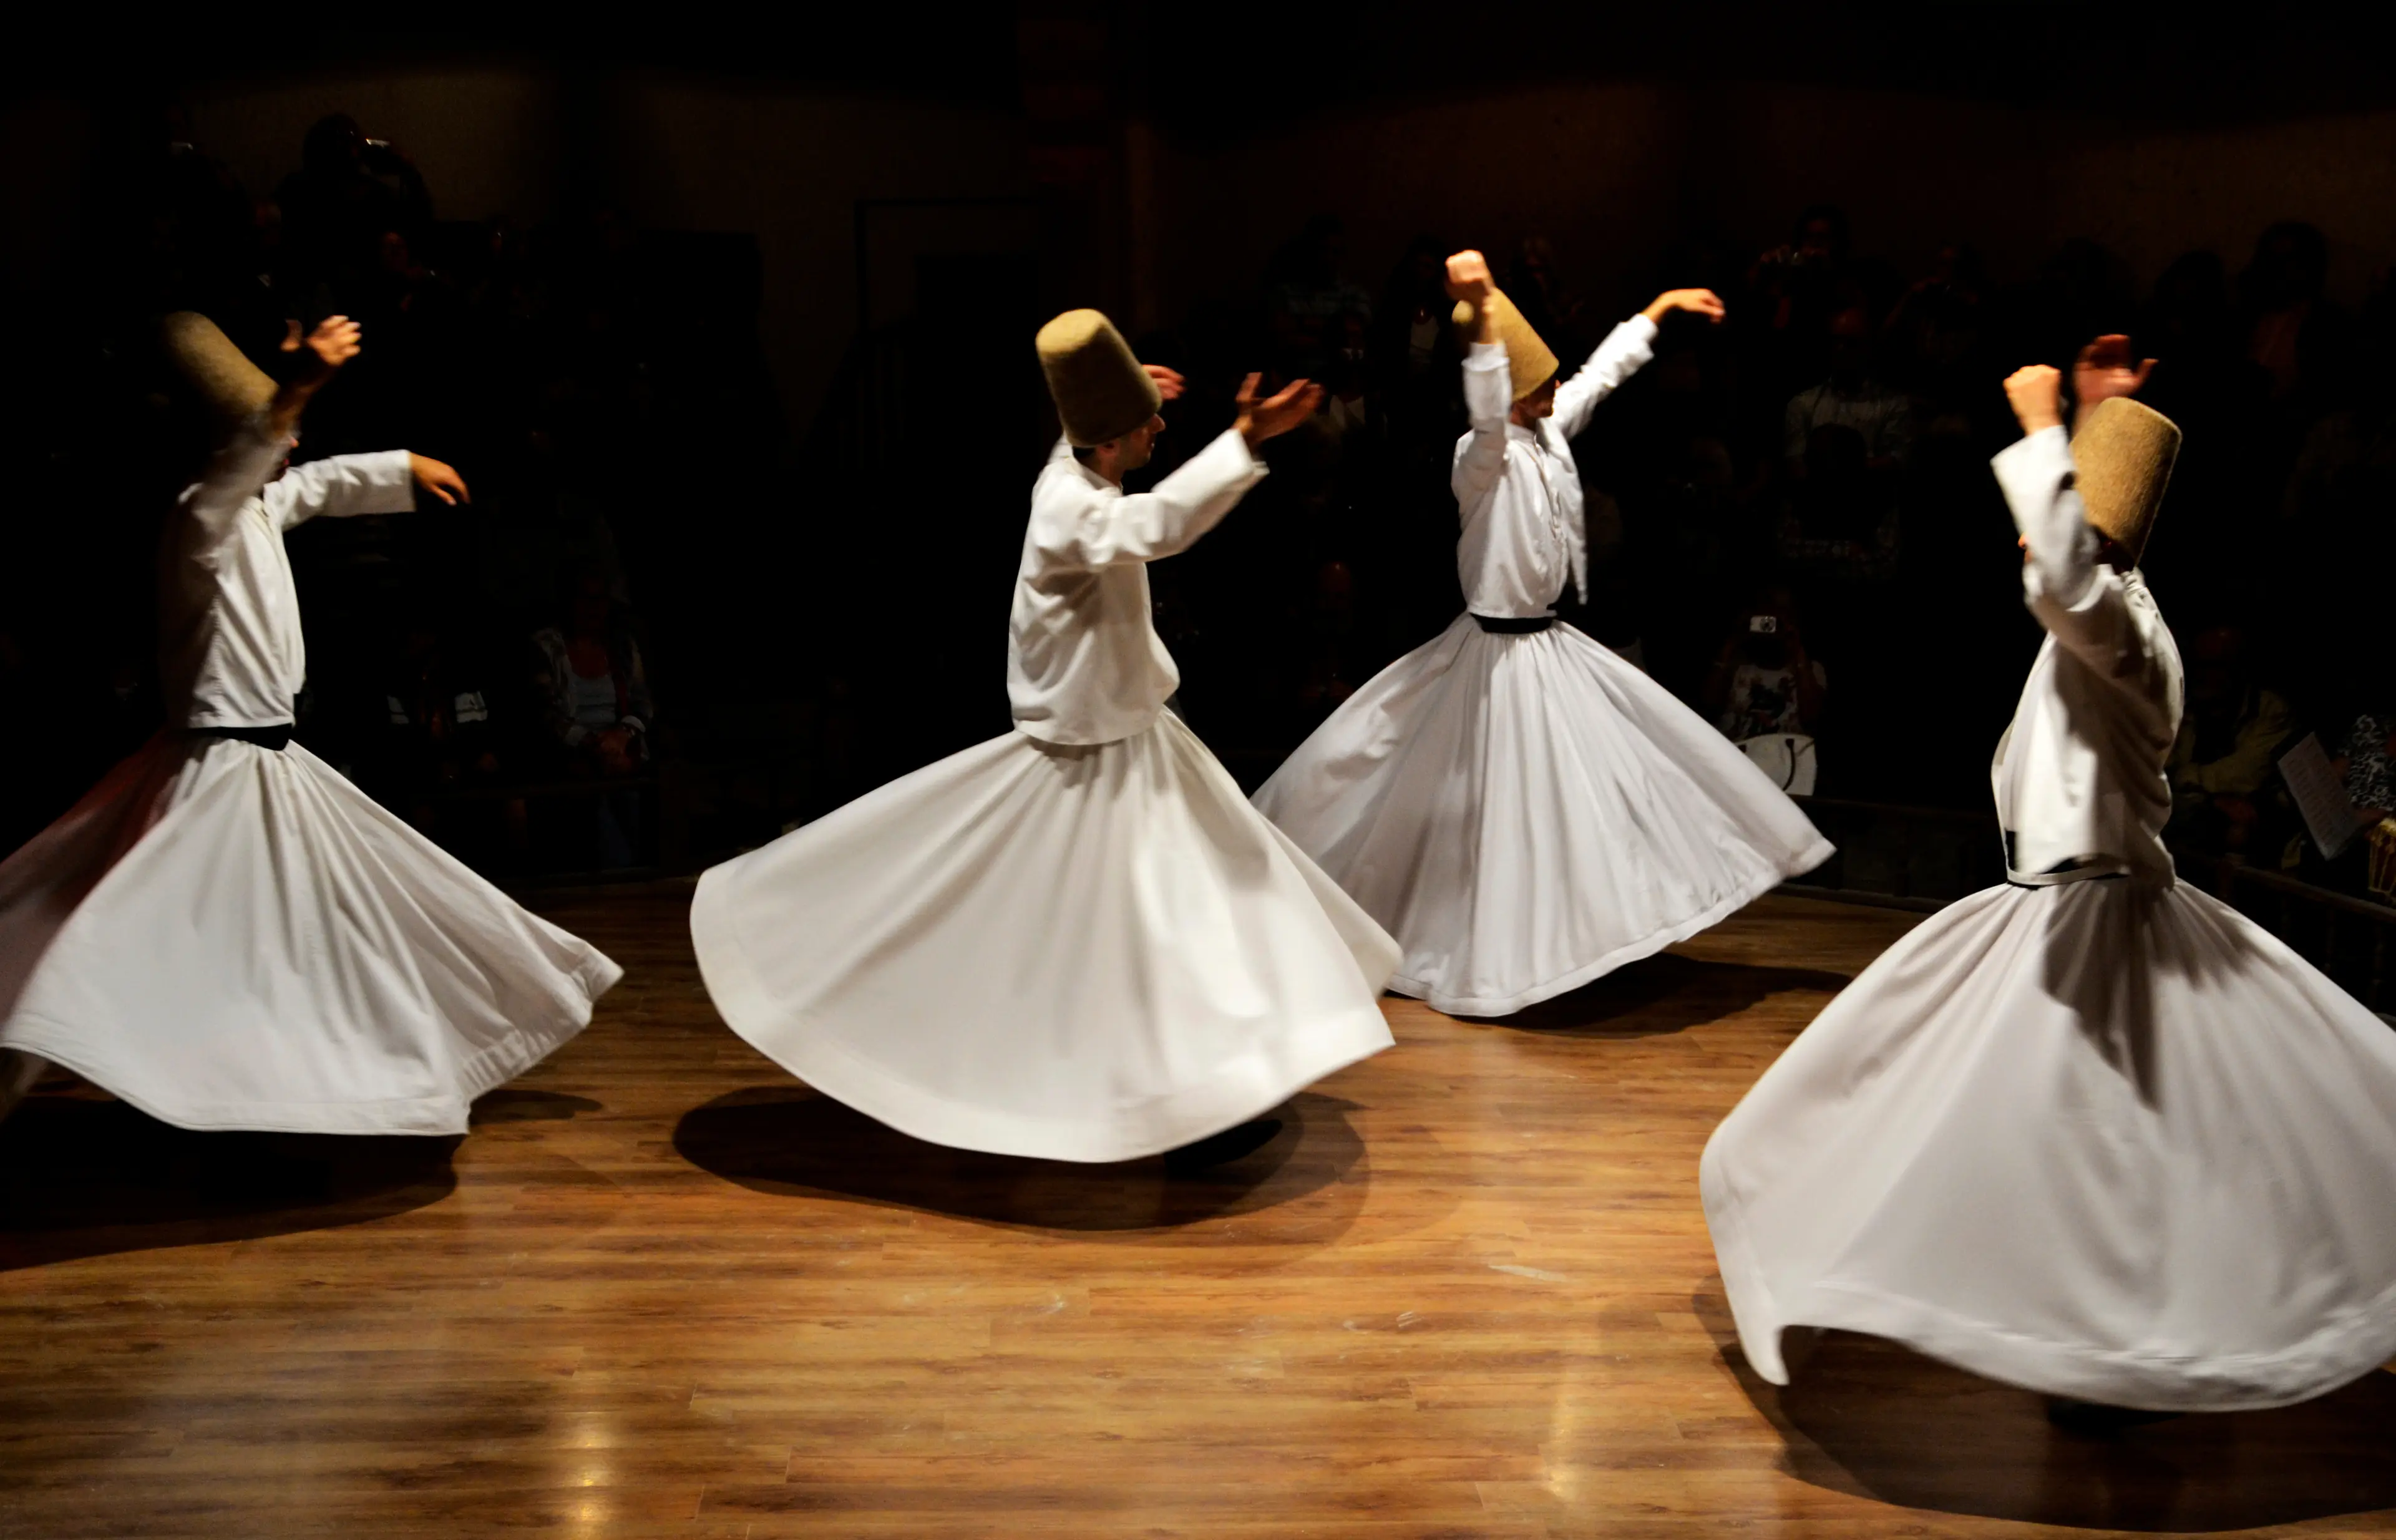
{"left": 159, "top": 421, "right": 416, "bottom": 729}
{"left": 1007, "top": 429, "right": 1266, "bottom": 746}
{"left": 1988, "top": 425, "right": 2183, "bottom": 885}
{"left": 1450, "top": 314, "right": 1657, "bottom": 619}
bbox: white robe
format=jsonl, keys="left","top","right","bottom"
{"left": 1252, "top": 327, "right": 1832, "bottom": 1016}
{"left": 690, "top": 430, "right": 1398, "bottom": 1162}
{"left": 1701, "top": 426, "right": 2396, "bottom": 1411}
{"left": 0, "top": 422, "right": 621, "bottom": 1135}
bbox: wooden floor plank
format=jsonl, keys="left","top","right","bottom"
{"left": 3, "top": 887, "right": 2393, "bottom": 1538}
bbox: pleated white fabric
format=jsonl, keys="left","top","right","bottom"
{"left": 691, "top": 712, "right": 1399, "bottom": 1163}
{"left": 0, "top": 734, "right": 621, "bottom": 1135}
{"left": 1253, "top": 615, "right": 1833, "bottom": 1016}
{"left": 1703, "top": 877, "right": 2396, "bottom": 1411}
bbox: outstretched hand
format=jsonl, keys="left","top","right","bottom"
{"left": 266, "top": 315, "right": 363, "bottom": 434}
{"left": 1642, "top": 288, "right": 1727, "bottom": 324}
{"left": 2004, "top": 364, "right": 2065, "bottom": 436}
{"left": 409, "top": 453, "right": 470, "bottom": 505}
{"left": 286, "top": 315, "right": 362, "bottom": 379}
{"left": 1143, "top": 364, "right": 1186, "bottom": 402}
{"left": 2073, "top": 333, "right": 2155, "bottom": 417}
{"left": 1234, "top": 373, "right": 1323, "bottom": 448}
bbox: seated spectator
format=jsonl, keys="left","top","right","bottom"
{"left": 1372, "top": 235, "right": 1455, "bottom": 398}
{"left": 1883, "top": 243, "right": 1990, "bottom": 433}
{"left": 1265, "top": 215, "right": 1371, "bottom": 380}
{"left": 275, "top": 114, "right": 433, "bottom": 305}
{"left": 2168, "top": 625, "right": 2294, "bottom": 855}
{"left": 1317, "top": 312, "right": 1374, "bottom": 445}
{"left": 1582, "top": 572, "right": 1649, "bottom": 673}
{"left": 1509, "top": 235, "right": 1587, "bottom": 359}
{"left": 2334, "top": 704, "right": 2395, "bottom": 826}
{"left": 1784, "top": 306, "right": 1913, "bottom": 477}
{"left": 1776, "top": 423, "right": 1899, "bottom": 584}
{"left": 373, "top": 614, "right": 516, "bottom": 865}
{"left": 530, "top": 571, "right": 656, "bottom": 868}
{"left": 2239, "top": 220, "right": 2344, "bottom": 404}
{"left": 1745, "top": 203, "right": 1874, "bottom": 404}
{"left": 2311, "top": 696, "right": 2396, "bottom": 904}
{"left": 382, "top": 618, "right": 503, "bottom": 787}
{"left": 1703, "top": 585, "right": 1828, "bottom": 772}
{"left": 1294, "top": 560, "right": 1360, "bottom": 722}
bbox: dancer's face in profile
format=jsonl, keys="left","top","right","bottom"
{"left": 1094, "top": 414, "right": 1166, "bottom": 478}
{"left": 1510, "top": 376, "right": 1558, "bottom": 426}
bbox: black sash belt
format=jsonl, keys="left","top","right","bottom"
{"left": 187, "top": 723, "right": 294, "bottom": 751}
{"left": 1472, "top": 614, "right": 1554, "bottom": 634}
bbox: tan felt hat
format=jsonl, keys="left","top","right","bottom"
{"left": 2073, "top": 396, "right": 2181, "bottom": 562}
{"left": 1451, "top": 287, "right": 1559, "bottom": 402}
{"left": 1036, "top": 309, "right": 1163, "bottom": 447}
{"left": 161, "top": 311, "right": 275, "bottom": 424}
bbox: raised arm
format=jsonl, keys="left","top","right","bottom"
{"left": 1452, "top": 342, "right": 1513, "bottom": 516}
{"left": 182, "top": 316, "right": 361, "bottom": 547}
{"left": 1554, "top": 289, "right": 1722, "bottom": 442}
{"left": 1993, "top": 366, "right": 2155, "bottom": 681}
{"left": 1032, "top": 367, "right": 1309, "bottom": 569}
{"left": 1446, "top": 250, "right": 1511, "bottom": 516}
{"left": 1550, "top": 315, "right": 1658, "bottom": 442}
{"left": 181, "top": 419, "right": 298, "bottom": 548}
{"left": 1033, "top": 428, "right": 1266, "bottom": 569}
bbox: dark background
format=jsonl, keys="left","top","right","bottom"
{"left": 2, "top": 4, "right": 2391, "bottom": 887}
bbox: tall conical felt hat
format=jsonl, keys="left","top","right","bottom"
{"left": 2072, "top": 396, "right": 2181, "bottom": 562}
{"left": 1036, "top": 309, "right": 1163, "bottom": 447}
{"left": 161, "top": 311, "right": 275, "bottom": 424}
{"left": 1450, "top": 286, "right": 1559, "bottom": 401}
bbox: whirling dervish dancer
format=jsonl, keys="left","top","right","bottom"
{"left": 0, "top": 313, "right": 621, "bottom": 1133}
{"left": 691, "top": 311, "right": 1398, "bottom": 1164}
{"left": 1702, "top": 343, "right": 2396, "bottom": 1414}
{"left": 1254, "top": 251, "right": 1831, "bottom": 1016}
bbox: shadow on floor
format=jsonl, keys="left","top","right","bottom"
{"left": 673, "top": 1086, "right": 1370, "bottom": 1236}
{"left": 0, "top": 1094, "right": 459, "bottom": 1272}
{"left": 469, "top": 1088, "right": 603, "bottom": 1124}
{"left": 1726, "top": 1325, "right": 2396, "bottom": 1532}
{"left": 1476, "top": 952, "right": 1852, "bottom": 1035}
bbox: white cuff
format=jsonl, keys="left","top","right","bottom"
{"left": 1990, "top": 424, "right": 2073, "bottom": 534}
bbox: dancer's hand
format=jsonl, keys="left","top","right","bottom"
{"left": 409, "top": 454, "right": 470, "bottom": 505}
{"left": 291, "top": 316, "right": 361, "bottom": 379}
{"left": 1234, "top": 373, "right": 1323, "bottom": 448}
{"left": 1142, "top": 364, "right": 1186, "bottom": 402}
{"left": 2004, "top": 364, "right": 2065, "bottom": 435}
{"left": 1642, "top": 288, "right": 1727, "bottom": 324}
{"left": 1444, "top": 250, "right": 1494, "bottom": 305}
{"left": 2073, "top": 333, "right": 2155, "bottom": 427}
{"left": 266, "top": 316, "right": 362, "bottom": 436}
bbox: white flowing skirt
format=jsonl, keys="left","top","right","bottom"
{"left": 1703, "top": 877, "right": 2396, "bottom": 1411}
{"left": 689, "top": 713, "right": 1399, "bottom": 1163}
{"left": 0, "top": 734, "right": 621, "bottom": 1135}
{"left": 1252, "top": 615, "right": 1833, "bottom": 1016}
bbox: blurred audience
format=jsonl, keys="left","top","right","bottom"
{"left": 531, "top": 572, "right": 656, "bottom": 869}
{"left": 2169, "top": 626, "right": 2295, "bottom": 857}
{"left": 1703, "top": 586, "right": 1828, "bottom": 794}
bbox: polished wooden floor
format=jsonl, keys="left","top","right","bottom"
{"left": 6, "top": 890, "right": 2395, "bottom": 1539}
